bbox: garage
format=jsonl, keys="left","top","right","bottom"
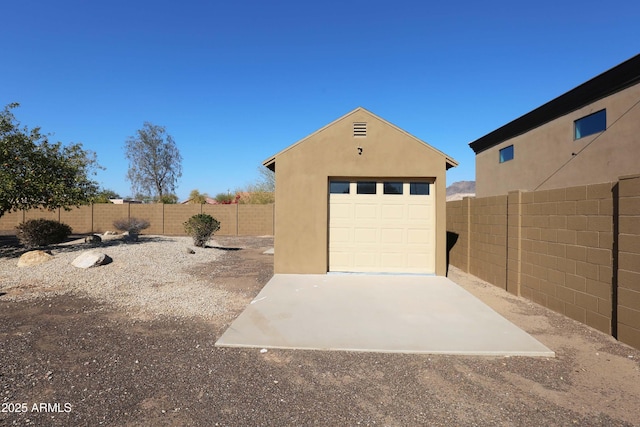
{"left": 329, "top": 180, "right": 435, "bottom": 273}
{"left": 263, "top": 107, "right": 457, "bottom": 276}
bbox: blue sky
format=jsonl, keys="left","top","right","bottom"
{"left": 3, "top": 0, "right": 638, "bottom": 201}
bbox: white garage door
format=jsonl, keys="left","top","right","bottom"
{"left": 329, "top": 180, "right": 435, "bottom": 274}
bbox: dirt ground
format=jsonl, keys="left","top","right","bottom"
{"left": 1, "top": 235, "right": 640, "bottom": 426}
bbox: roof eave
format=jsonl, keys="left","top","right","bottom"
{"left": 469, "top": 54, "right": 640, "bottom": 154}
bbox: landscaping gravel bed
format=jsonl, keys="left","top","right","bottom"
{"left": 0, "top": 235, "right": 234, "bottom": 320}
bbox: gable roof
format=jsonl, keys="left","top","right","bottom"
{"left": 263, "top": 107, "right": 458, "bottom": 171}
{"left": 469, "top": 54, "right": 640, "bottom": 154}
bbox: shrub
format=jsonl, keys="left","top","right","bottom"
{"left": 16, "top": 219, "right": 73, "bottom": 247}
{"left": 113, "top": 217, "right": 150, "bottom": 240}
{"left": 184, "top": 213, "right": 220, "bottom": 247}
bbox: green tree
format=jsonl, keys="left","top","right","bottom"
{"left": 92, "top": 188, "right": 120, "bottom": 203}
{"left": 124, "top": 122, "right": 182, "bottom": 201}
{"left": 0, "top": 103, "right": 100, "bottom": 218}
{"left": 157, "top": 193, "right": 178, "bottom": 204}
{"left": 188, "top": 189, "right": 209, "bottom": 204}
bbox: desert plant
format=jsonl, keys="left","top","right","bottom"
{"left": 214, "top": 193, "right": 236, "bottom": 204}
{"left": 16, "top": 219, "right": 73, "bottom": 247}
{"left": 184, "top": 213, "right": 220, "bottom": 247}
{"left": 113, "top": 217, "right": 150, "bottom": 241}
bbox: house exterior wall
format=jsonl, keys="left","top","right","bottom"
{"left": 476, "top": 83, "right": 640, "bottom": 197}
{"left": 272, "top": 109, "right": 450, "bottom": 275}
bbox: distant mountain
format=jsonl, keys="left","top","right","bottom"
{"left": 446, "top": 181, "right": 475, "bottom": 201}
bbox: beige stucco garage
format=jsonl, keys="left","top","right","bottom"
{"left": 263, "top": 107, "right": 457, "bottom": 275}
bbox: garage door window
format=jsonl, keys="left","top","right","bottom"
{"left": 383, "top": 182, "right": 403, "bottom": 194}
{"left": 330, "top": 181, "right": 350, "bottom": 194}
{"left": 410, "top": 182, "right": 430, "bottom": 195}
{"left": 357, "top": 182, "right": 376, "bottom": 194}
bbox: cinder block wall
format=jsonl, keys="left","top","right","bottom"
{"left": 25, "top": 207, "right": 59, "bottom": 222}
{"left": 446, "top": 199, "right": 469, "bottom": 271}
{"left": 447, "top": 177, "right": 640, "bottom": 350}
{"left": 469, "top": 195, "right": 508, "bottom": 290}
{"left": 164, "top": 204, "right": 202, "bottom": 235}
{"left": 1, "top": 204, "right": 275, "bottom": 237}
{"left": 618, "top": 175, "right": 640, "bottom": 349}
{"left": 92, "top": 204, "right": 129, "bottom": 233}
{"left": 130, "top": 204, "right": 164, "bottom": 235}
{"left": 238, "top": 204, "right": 274, "bottom": 236}
{"left": 204, "top": 205, "right": 238, "bottom": 236}
{"left": 519, "top": 183, "right": 614, "bottom": 333}
{"left": 60, "top": 205, "right": 93, "bottom": 234}
{"left": 0, "top": 210, "right": 25, "bottom": 231}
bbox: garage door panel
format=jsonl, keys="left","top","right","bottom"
{"left": 381, "top": 205, "right": 404, "bottom": 219}
{"left": 354, "top": 252, "right": 377, "bottom": 268}
{"left": 381, "top": 228, "right": 404, "bottom": 244}
{"left": 407, "top": 253, "right": 433, "bottom": 269}
{"left": 407, "top": 229, "right": 430, "bottom": 244}
{"left": 354, "top": 227, "right": 378, "bottom": 243}
{"left": 408, "top": 204, "right": 432, "bottom": 219}
{"left": 330, "top": 252, "right": 353, "bottom": 271}
{"left": 380, "top": 253, "right": 404, "bottom": 268}
{"left": 355, "top": 204, "right": 378, "bottom": 219}
{"left": 331, "top": 204, "right": 353, "bottom": 220}
{"left": 330, "top": 227, "right": 351, "bottom": 243}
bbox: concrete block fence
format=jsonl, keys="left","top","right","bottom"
{"left": 447, "top": 175, "right": 640, "bottom": 351}
{"left": 0, "top": 203, "right": 274, "bottom": 237}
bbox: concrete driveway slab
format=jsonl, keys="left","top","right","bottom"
{"left": 216, "top": 274, "right": 554, "bottom": 356}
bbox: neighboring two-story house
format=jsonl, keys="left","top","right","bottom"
{"left": 470, "top": 54, "right": 640, "bottom": 197}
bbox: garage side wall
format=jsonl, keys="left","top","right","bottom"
{"left": 273, "top": 110, "right": 449, "bottom": 275}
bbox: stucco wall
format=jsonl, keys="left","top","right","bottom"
{"left": 476, "top": 83, "right": 640, "bottom": 197}
{"left": 272, "top": 109, "right": 451, "bottom": 275}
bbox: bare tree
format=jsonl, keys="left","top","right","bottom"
{"left": 125, "top": 122, "right": 182, "bottom": 200}
{"left": 235, "top": 165, "right": 275, "bottom": 204}
{"left": 256, "top": 165, "right": 275, "bottom": 192}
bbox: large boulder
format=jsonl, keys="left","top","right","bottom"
{"left": 17, "top": 250, "right": 54, "bottom": 267}
{"left": 71, "top": 251, "right": 112, "bottom": 269}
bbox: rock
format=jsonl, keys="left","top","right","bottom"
{"left": 17, "top": 250, "right": 54, "bottom": 267}
{"left": 71, "top": 251, "right": 112, "bottom": 269}
{"left": 85, "top": 234, "right": 102, "bottom": 244}
{"left": 186, "top": 247, "right": 195, "bottom": 254}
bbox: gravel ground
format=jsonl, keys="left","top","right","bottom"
{"left": 1, "top": 235, "right": 640, "bottom": 426}
{"left": 0, "top": 235, "right": 234, "bottom": 321}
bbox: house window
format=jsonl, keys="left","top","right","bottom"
{"left": 383, "top": 182, "right": 403, "bottom": 194}
{"left": 357, "top": 181, "right": 376, "bottom": 194}
{"left": 330, "top": 181, "right": 350, "bottom": 194}
{"left": 499, "top": 145, "right": 514, "bottom": 163}
{"left": 574, "top": 109, "right": 606, "bottom": 139}
{"left": 410, "top": 182, "right": 430, "bottom": 195}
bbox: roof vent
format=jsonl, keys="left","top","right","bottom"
{"left": 353, "top": 122, "right": 367, "bottom": 137}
